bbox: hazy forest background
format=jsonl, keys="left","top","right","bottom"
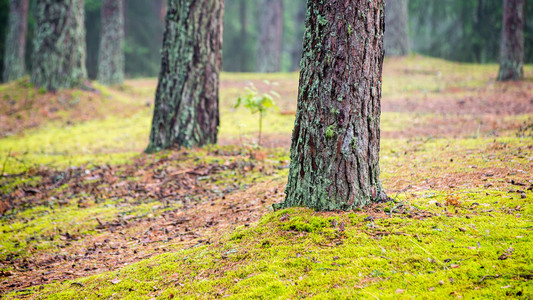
{"left": 1, "top": 0, "right": 533, "bottom": 78}
{"left": 0, "top": 0, "right": 532, "bottom": 299}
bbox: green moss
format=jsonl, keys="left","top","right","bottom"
{"left": 0, "top": 200, "right": 161, "bottom": 261}
{"left": 325, "top": 125, "right": 336, "bottom": 139}
{"left": 12, "top": 188, "right": 532, "bottom": 299}
{"left": 317, "top": 15, "right": 328, "bottom": 26}
{"left": 0, "top": 112, "right": 150, "bottom": 173}
{"left": 2, "top": 58, "right": 533, "bottom": 298}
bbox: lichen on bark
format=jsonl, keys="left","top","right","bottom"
{"left": 277, "top": 0, "right": 386, "bottom": 211}
{"left": 31, "top": 0, "right": 87, "bottom": 91}
{"left": 146, "top": 0, "right": 224, "bottom": 153}
{"left": 97, "top": 0, "right": 125, "bottom": 86}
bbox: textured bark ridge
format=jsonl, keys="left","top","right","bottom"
{"left": 498, "top": 0, "right": 524, "bottom": 81}
{"left": 279, "top": 0, "right": 386, "bottom": 211}
{"left": 31, "top": 0, "right": 87, "bottom": 91}
{"left": 2, "top": 0, "right": 29, "bottom": 82}
{"left": 98, "top": 0, "right": 125, "bottom": 85}
{"left": 384, "top": 0, "right": 409, "bottom": 56}
{"left": 256, "top": 0, "right": 283, "bottom": 72}
{"left": 146, "top": 0, "right": 224, "bottom": 153}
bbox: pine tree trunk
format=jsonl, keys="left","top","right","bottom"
{"left": 98, "top": 0, "right": 125, "bottom": 85}
{"left": 278, "top": 0, "right": 386, "bottom": 211}
{"left": 256, "top": 0, "right": 283, "bottom": 72}
{"left": 384, "top": 0, "right": 409, "bottom": 56}
{"left": 2, "top": 0, "right": 28, "bottom": 82}
{"left": 146, "top": 0, "right": 223, "bottom": 153}
{"left": 498, "top": 0, "right": 524, "bottom": 81}
{"left": 31, "top": 0, "right": 87, "bottom": 91}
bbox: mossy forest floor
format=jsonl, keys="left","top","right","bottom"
{"left": 1, "top": 56, "right": 532, "bottom": 299}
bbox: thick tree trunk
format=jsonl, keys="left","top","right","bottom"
{"left": 498, "top": 0, "right": 524, "bottom": 81}
{"left": 278, "top": 0, "right": 386, "bottom": 211}
{"left": 256, "top": 0, "right": 283, "bottom": 73}
{"left": 290, "top": 0, "right": 306, "bottom": 71}
{"left": 31, "top": 0, "right": 87, "bottom": 91}
{"left": 98, "top": 0, "right": 125, "bottom": 85}
{"left": 2, "top": 0, "right": 28, "bottom": 82}
{"left": 146, "top": 0, "right": 223, "bottom": 153}
{"left": 384, "top": 0, "right": 409, "bottom": 56}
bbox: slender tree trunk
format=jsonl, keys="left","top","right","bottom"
{"left": 31, "top": 0, "right": 87, "bottom": 91}
{"left": 498, "top": 0, "right": 524, "bottom": 81}
{"left": 152, "top": 0, "right": 167, "bottom": 23}
{"left": 3, "top": 0, "right": 28, "bottom": 82}
{"left": 277, "top": 0, "right": 386, "bottom": 211}
{"left": 256, "top": 0, "right": 283, "bottom": 72}
{"left": 146, "top": 0, "right": 224, "bottom": 153}
{"left": 290, "top": 0, "right": 306, "bottom": 71}
{"left": 98, "top": 0, "right": 125, "bottom": 85}
{"left": 384, "top": 0, "right": 409, "bottom": 56}
{"left": 239, "top": 0, "right": 248, "bottom": 70}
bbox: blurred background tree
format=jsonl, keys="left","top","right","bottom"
{"left": 85, "top": 0, "right": 165, "bottom": 79}
{"left": 409, "top": 0, "right": 532, "bottom": 64}
{"left": 256, "top": 0, "right": 284, "bottom": 73}
{"left": 0, "top": 0, "right": 10, "bottom": 78}
{"left": 2, "top": 0, "right": 29, "bottom": 82}
{"left": 385, "top": 0, "right": 409, "bottom": 56}
{"left": 0, "top": 0, "right": 531, "bottom": 81}
{"left": 97, "top": 0, "right": 125, "bottom": 85}
{"left": 31, "top": 0, "right": 87, "bottom": 91}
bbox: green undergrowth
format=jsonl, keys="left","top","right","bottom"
{"left": 383, "top": 55, "right": 533, "bottom": 98}
{"left": 0, "top": 146, "right": 289, "bottom": 263}
{"left": 380, "top": 136, "right": 533, "bottom": 186}
{"left": 2, "top": 57, "right": 532, "bottom": 175}
{"left": 0, "top": 103, "right": 430, "bottom": 175}
{"left": 10, "top": 189, "right": 531, "bottom": 299}
{"left": 2, "top": 57, "right": 533, "bottom": 298}
{"left": 0, "top": 200, "right": 163, "bottom": 261}
{"left": 0, "top": 112, "right": 151, "bottom": 174}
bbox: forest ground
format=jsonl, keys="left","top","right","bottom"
{"left": 0, "top": 56, "right": 532, "bottom": 299}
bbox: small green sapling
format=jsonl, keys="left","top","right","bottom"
{"left": 235, "top": 83, "right": 279, "bottom": 146}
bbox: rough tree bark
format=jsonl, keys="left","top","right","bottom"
{"left": 276, "top": 0, "right": 386, "bottom": 211}
{"left": 146, "top": 0, "right": 224, "bottom": 153}
{"left": 31, "top": 0, "right": 87, "bottom": 91}
{"left": 256, "top": 0, "right": 283, "bottom": 72}
{"left": 98, "top": 0, "right": 125, "bottom": 85}
{"left": 2, "top": 0, "right": 29, "bottom": 82}
{"left": 498, "top": 0, "right": 524, "bottom": 81}
{"left": 384, "top": 0, "right": 409, "bottom": 56}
